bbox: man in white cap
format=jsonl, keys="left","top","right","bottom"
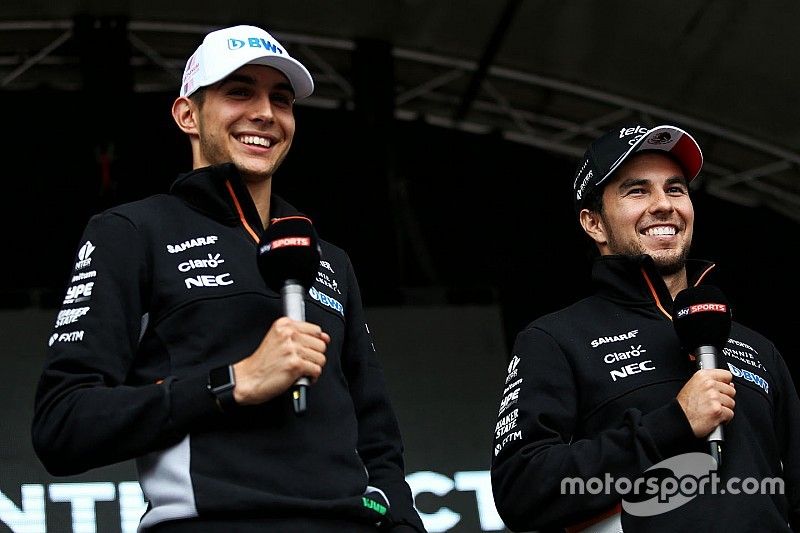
{"left": 32, "top": 24, "right": 426, "bottom": 533}
{"left": 490, "top": 124, "right": 800, "bottom": 531}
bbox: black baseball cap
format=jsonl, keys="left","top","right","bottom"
{"left": 572, "top": 124, "right": 703, "bottom": 213}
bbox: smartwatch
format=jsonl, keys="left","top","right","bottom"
{"left": 207, "top": 364, "right": 236, "bottom": 412}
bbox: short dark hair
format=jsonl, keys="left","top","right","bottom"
{"left": 581, "top": 182, "right": 604, "bottom": 215}
{"left": 189, "top": 87, "right": 207, "bottom": 107}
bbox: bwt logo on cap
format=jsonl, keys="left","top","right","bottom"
{"left": 227, "top": 37, "right": 285, "bottom": 54}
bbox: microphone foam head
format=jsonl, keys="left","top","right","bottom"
{"left": 257, "top": 216, "right": 321, "bottom": 291}
{"left": 673, "top": 285, "right": 732, "bottom": 351}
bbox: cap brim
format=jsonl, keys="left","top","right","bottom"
{"left": 248, "top": 55, "right": 314, "bottom": 99}
{"left": 186, "top": 53, "right": 314, "bottom": 99}
{"left": 599, "top": 125, "right": 703, "bottom": 186}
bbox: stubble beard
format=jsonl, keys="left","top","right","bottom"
{"left": 198, "top": 132, "right": 229, "bottom": 168}
{"left": 198, "top": 134, "right": 285, "bottom": 180}
{"left": 605, "top": 224, "right": 690, "bottom": 275}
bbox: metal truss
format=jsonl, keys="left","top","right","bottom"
{"left": 3, "top": 19, "right": 799, "bottom": 222}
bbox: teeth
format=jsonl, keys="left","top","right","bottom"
{"left": 645, "top": 226, "right": 676, "bottom": 236}
{"left": 239, "top": 135, "right": 271, "bottom": 148}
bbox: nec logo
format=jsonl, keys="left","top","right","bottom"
{"left": 609, "top": 360, "right": 655, "bottom": 382}
{"left": 227, "top": 38, "right": 284, "bottom": 54}
{"left": 184, "top": 273, "right": 234, "bottom": 289}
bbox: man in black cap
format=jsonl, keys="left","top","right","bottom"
{"left": 490, "top": 124, "right": 800, "bottom": 531}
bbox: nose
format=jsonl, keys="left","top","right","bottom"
{"left": 649, "top": 189, "right": 674, "bottom": 214}
{"left": 250, "top": 93, "right": 275, "bottom": 124}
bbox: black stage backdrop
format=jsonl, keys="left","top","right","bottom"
{"left": 4, "top": 90, "right": 798, "bottom": 360}
{"left": 2, "top": 89, "right": 798, "bottom": 533}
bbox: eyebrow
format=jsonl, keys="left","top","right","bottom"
{"left": 618, "top": 177, "right": 648, "bottom": 189}
{"left": 618, "top": 175, "right": 687, "bottom": 189}
{"left": 218, "top": 74, "right": 295, "bottom": 97}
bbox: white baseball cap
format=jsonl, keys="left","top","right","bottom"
{"left": 180, "top": 25, "right": 314, "bottom": 99}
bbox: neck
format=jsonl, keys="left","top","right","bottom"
{"left": 243, "top": 177, "right": 272, "bottom": 228}
{"left": 662, "top": 269, "right": 689, "bottom": 300}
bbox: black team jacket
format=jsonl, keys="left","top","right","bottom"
{"left": 491, "top": 254, "right": 800, "bottom": 532}
{"left": 32, "top": 163, "right": 425, "bottom": 533}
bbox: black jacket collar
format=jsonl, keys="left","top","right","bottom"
{"left": 169, "top": 163, "right": 302, "bottom": 237}
{"left": 592, "top": 254, "right": 717, "bottom": 312}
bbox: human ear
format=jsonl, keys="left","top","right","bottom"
{"left": 171, "top": 97, "right": 199, "bottom": 135}
{"left": 579, "top": 208, "right": 607, "bottom": 246}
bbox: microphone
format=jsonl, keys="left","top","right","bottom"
{"left": 673, "top": 285, "right": 732, "bottom": 466}
{"left": 257, "top": 215, "right": 321, "bottom": 415}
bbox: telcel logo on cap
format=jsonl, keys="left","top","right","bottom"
{"left": 620, "top": 125, "right": 648, "bottom": 146}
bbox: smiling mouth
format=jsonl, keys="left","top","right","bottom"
{"left": 642, "top": 226, "right": 676, "bottom": 236}
{"left": 237, "top": 135, "right": 272, "bottom": 148}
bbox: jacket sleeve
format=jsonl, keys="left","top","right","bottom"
{"left": 31, "top": 212, "right": 221, "bottom": 476}
{"left": 771, "top": 344, "right": 800, "bottom": 530}
{"left": 341, "top": 258, "right": 427, "bottom": 533}
{"left": 490, "top": 325, "right": 696, "bottom": 532}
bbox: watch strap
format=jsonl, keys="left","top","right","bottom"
{"left": 207, "top": 364, "right": 237, "bottom": 412}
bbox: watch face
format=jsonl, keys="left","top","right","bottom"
{"left": 209, "top": 365, "right": 235, "bottom": 393}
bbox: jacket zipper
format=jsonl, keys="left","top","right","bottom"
{"left": 224, "top": 180, "right": 260, "bottom": 244}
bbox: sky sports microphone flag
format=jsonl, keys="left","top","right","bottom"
{"left": 257, "top": 215, "right": 322, "bottom": 415}
{"left": 673, "top": 285, "right": 732, "bottom": 466}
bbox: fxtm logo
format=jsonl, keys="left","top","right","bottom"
{"left": 49, "top": 330, "right": 85, "bottom": 346}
